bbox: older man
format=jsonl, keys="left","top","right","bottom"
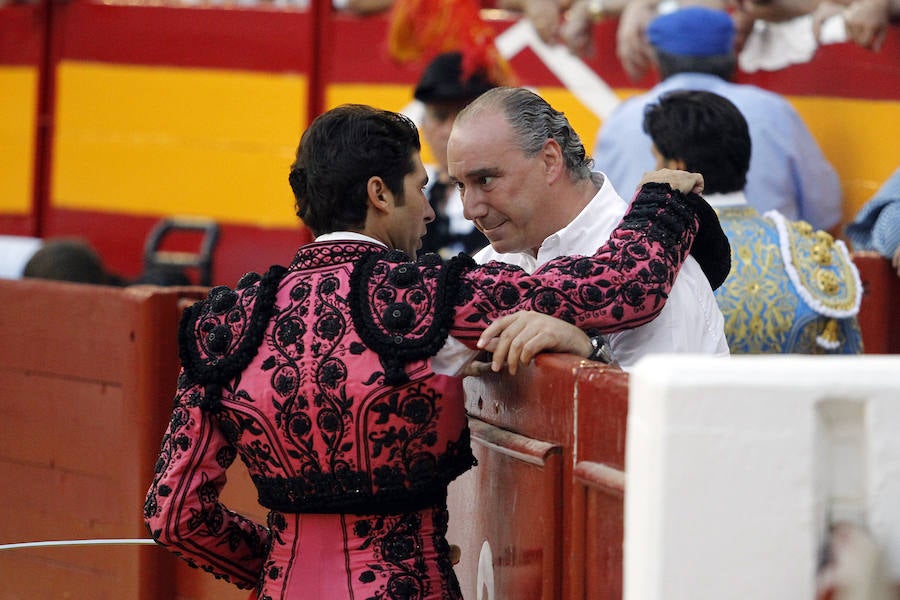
{"left": 448, "top": 87, "right": 730, "bottom": 368}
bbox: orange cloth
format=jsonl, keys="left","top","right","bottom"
{"left": 387, "top": 0, "right": 515, "bottom": 85}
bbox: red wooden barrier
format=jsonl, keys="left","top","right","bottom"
{"left": 0, "top": 279, "right": 204, "bottom": 599}
{"left": 2, "top": 269, "right": 893, "bottom": 598}
{"left": 852, "top": 251, "right": 900, "bottom": 354}
{"left": 449, "top": 356, "right": 629, "bottom": 600}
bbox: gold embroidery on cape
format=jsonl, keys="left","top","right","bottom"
{"left": 783, "top": 220, "right": 858, "bottom": 312}
{"left": 715, "top": 208, "right": 798, "bottom": 353}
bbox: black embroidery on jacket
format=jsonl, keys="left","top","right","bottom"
{"left": 252, "top": 426, "right": 475, "bottom": 514}
{"left": 348, "top": 250, "right": 475, "bottom": 385}
{"left": 179, "top": 264, "right": 288, "bottom": 411}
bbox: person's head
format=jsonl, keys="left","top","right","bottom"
{"left": 23, "top": 238, "right": 120, "bottom": 285}
{"left": 647, "top": 7, "right": 737, "bottom": 80}
{"left": 643, "top": 90, "right": 751, "bottom": 195}
{"left": 414, "top": 52, "right": 498, "bottom": 171}
{"left": 288, "top": 104, "right": 433, "bottom": 256}
{"left": 447, "top": 87, "right": 594, "bottom": 254}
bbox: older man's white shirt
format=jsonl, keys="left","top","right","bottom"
{"left": 473, "top": 173, "right": 729, "bottom": 369}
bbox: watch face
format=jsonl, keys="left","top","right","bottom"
{"left": 588, "top": 335, "right": 614, "bottom": 364}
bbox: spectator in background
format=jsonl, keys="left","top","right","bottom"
{"left": 593, "top": 6, "right": 843, "bottom": 234}
{"left": 23, "top": 238, "right": 125, "bottom": 286}
{"left": 643, "top": 89, "right": 863, "bottom": 353}
{"left": 555, "top": 0, "right": 726, "bottom": 78}
{"left": 414, "top": 51, "right": 494, "bottom": 258}
{"left": 558, "top": 0, "right": 898, "bottom": 82}
{"left": 743, "top": 0, "right": 900, "bottom": 51}
{"left": 845, "top": 166, "right": 900, "bottom": 278}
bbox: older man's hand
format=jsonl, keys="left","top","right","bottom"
{"left": 474, "top": 310, "right": 593, "bottom": 376}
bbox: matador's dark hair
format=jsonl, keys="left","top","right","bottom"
{"left": 643, "top": 90, "right": 750, "bottom": 195}
{"left": 288, "top": 104, "right": 421, "bottom": 236}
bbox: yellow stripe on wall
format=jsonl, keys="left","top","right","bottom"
{"left": 325, "top": 82, "right": 432, "bottom": 155}
{"left": 325, "top": 84, "right": 606, "bottom": 167}
{"left": 52, "top": 68, "right": 895, "bottom": 230}
{"left": 326, "top": 83, "right": 414, "bottom": 114}
{"left": 326, "top": 83, "right": 613, "bottom": 168}
{"left": 791, "top": 96, "right": 900, "bottom": 222}
{"left": 0, "top": 66, "right": 38, "bottom": 216}
{"left": 53, "top": 61, "right": 307, "bottom": 227}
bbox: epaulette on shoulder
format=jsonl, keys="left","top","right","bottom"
{"left": 178, "top": 265, "right": 287, "bottom": 409}
{"left": 349, "top": 250, "right": 471, "bottom": 385}
{"left": 765, "top": 211, "right": 862, "bottom": 349}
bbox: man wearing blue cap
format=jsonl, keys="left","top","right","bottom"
{"left": 592, "top": 5, "right": 843, "bottom": 234}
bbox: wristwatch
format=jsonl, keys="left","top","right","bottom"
{"left": 587, "top": 334, "right": 614, "bottom": 364}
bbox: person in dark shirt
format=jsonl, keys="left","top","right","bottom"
{"left": 414, "top": 52, "right": 496, "bottom": 258}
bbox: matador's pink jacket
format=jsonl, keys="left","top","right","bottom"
{"left": 144, "top": 184, "right": 719, "bottom": 598}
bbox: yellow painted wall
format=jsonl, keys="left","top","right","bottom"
{"left": 0, "top": 66, "right": 38, "bottom": 216}
{"left": 325, "top": 83, "right": 413, "bottom": 116}
{"left": 52, "top": 61, "right": 307, "bottom": 227}
{"left": 47, "top": 68, "right": 898, "bottom": 229}
{"left": 792, "top": 97, "right": 900, "bottom": 222}
{"left": 325, "top": 83, "right": 604, "bottom": 168}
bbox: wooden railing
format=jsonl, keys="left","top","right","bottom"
{"left": 449, "top": 356, "right": 630, "bottom": 600}
{"left": 1, "top": 254, "right": 897, "bottom": 597}
{"left": 853, "top": 251, "right": 900, "bottom": 354}
{"left": 0, "top": 279, "right": 204, "bottom": 599}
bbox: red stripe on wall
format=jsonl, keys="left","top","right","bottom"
{"left": 26, "top": 1, "right": 898, "bottom": 100}
{"left": 325, "top": 15, "right": 900, "bottom": 101}
{"left": 53, "top": 1, "right": 312, "bottom": 73}
{"left": 10, "top": 1, "right": 899, "bottom": 100}
{"left": 0, "top": 4, "right": 44, "bottom": 65}
{"left": 0, "top": 215, "right": 38, "bottom": 237}
{"left": 43, "top": 209, "right": 312, "bottom": 287}
{"left": 735, "top": 40, "right": 900, "bottom": 100}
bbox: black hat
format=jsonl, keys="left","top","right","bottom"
{"left": 414, "top": 52, "right": 496, "bottom": 104}
{"left": 684, "top": 192, "right": 732, "bottom": 291}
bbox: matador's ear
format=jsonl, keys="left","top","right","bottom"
{"left": 367, "top": 177, "right": 391, "bottom": 213}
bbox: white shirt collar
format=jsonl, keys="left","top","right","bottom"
{"left": 703, "top": 191, "right": 748, "bottom": 209}
{"left": 315, "top": 231, "right": 387, "bottom": 247}
{"left": 534, "top": 172, "right": 629, "bottom": 267}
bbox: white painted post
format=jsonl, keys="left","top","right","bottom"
{"left": 625, "top": 355, "right": 900, "bottom": 600}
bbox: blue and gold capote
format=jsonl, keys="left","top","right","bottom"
{"left": 711, "top": 194, "right": 863, "bottom": 354}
